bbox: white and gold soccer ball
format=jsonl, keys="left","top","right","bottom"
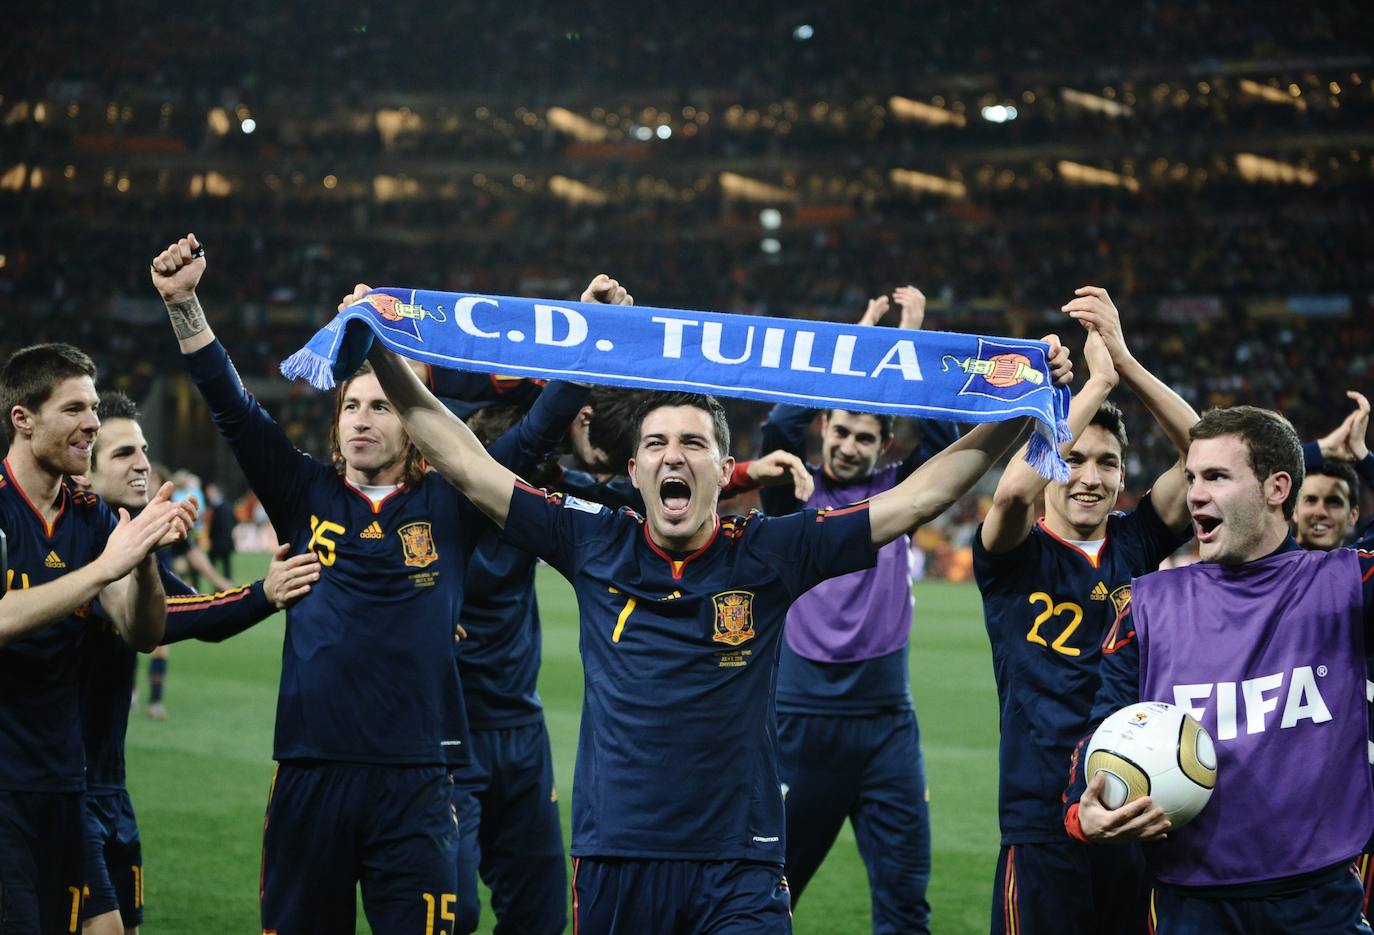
{"left": 1085, "top": 701, "right": 1218, "bottom": 827}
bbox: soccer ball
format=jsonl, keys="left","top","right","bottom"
{"left": 1085, "top": 701, "right": 1217, "bottom": 827}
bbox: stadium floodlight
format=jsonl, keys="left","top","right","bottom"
{"left": 888, "top": 168, "right": 967, "bottom": 198}
{"left": 980, "top": 104, "right": 1018, "bottom": 123}
{"left": 760, "top": 207, "right": 783, "bottom": 229}
{"left": 549, "top": 175, "right": 611, "bottom": 206}
{"left": 793, "top": 24, "right": 814, "bottom": 41}
{"left": 1234, "top": 153, "right": 1318, "bottom": 186}
{"left": 761, "top": 238, "right": 782, "bottom": 254}
{"left": 545, "top": 107, "right": 610, "bottom": 142}
{"left": 1238, "top": 78, "right": 1308, "bottom": 110}
{"left": 719, "top": 172, "right": 797, "bottom": 203}
{"left": 888, "top": 95, "right": 967, "bottom": 127}
{"left": 1060, "top": 88, "right": 1133, "bottom": 118}
{"left": 1056, "top": 160, "right": 1141, "bottom": 192}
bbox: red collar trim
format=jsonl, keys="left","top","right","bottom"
{"left": 1036, "top": 517, "right": 1106, "bottom": 569}
{"left": 4, "top": 457, "right": 67, "bottom": 538}
{"left": 343, "top": 478, "right": 406, "bottom": 514}
{"left": 644, "top": 515, "right": 720, "bottom": 581}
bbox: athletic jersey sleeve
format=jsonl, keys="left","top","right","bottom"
{"left": 1357, "top": 544, "right": 1374, "bottom": 643}
{"left": 1120, "top": 492, "right": 1193, "bottom": 564}
{"left": 749, "top": 503, "right": 875, "bottom": 597}
{"left": 758, "top": 404, "right": 815, "bottom": 516}
{"left": 158, "top": 563, "right": 276, "bottom": 645}
{"left": 500, "top": 480, "right": 624, "bottom": 578}
{"left": 1062, "top": 603, "right": 1142, "bottom": 841}
{"left": 479, "top": 380, "right": 589, "bottom": 475}
{"left": 557, "top": 469, "right": 646, "bottom": 513}
{"left": 183, "top": 339, "right": 326, "bottom": 532}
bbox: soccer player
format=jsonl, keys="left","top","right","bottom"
{"left": 153, "top": 233, "right": 611, "bottom": 934}
{"left": 758, "top": 284, "right": 957, "bottom": 933}
{"left": 363, "top": 320, "right": 1070, "bottom": 934}
{"left": 975, "top": 288, "right": 1197, "bottom": 935}
{"left": 77, "top": 390, "right": 319, "bottom": 935}
{"left": 0, "top": 343, "right": 192, "bottom": 935}
{"left": 1065, "top": 406, "right": 1374, "bottom": 934}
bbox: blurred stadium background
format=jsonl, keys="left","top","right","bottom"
{"left": 5, "top": 2, "right": 1373, "bottom": 930}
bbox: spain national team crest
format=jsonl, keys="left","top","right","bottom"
{"left": 711, "top": 590, "right": 756, "bottom": 646}
{"left": 1109, "top": 584, "right": 1132, "bottom": 616}
{"left": 398, "top": 522, "right": 439, "bottom": 568}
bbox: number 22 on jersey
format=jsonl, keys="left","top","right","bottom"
{"left": 1026, "top": 591, "right": 1082, "bottom": 656}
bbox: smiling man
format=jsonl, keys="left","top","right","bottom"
{"left": 365, "top": 320, "right": 1070, "bottom": 934}
{"left": 756, "top": 285, "right": 959, "bottom": 934}
{"left": 77, "top": 391, "right": 318, "bottom": 935}
{"left": 1065, "top": 406, "right": 1374, "bottom": 935}
{"left": 974, "top": 289, "right": 1197, "bottom": 935}
{"left": 0, "top": 344, "right": 192, "bottom": 935}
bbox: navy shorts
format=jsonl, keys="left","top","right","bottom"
{"left": 0, "top": 789, "right": 86, "bottom": 935}
{"left": 778, "top": 708, "right": 931, "bottom": 933}
{"left": 991, "top": 839, "right": 1150, "bottom": 935}
{"left": 79, "top": 790, "right": 143, "bottom": 927}
{"left": 1152, "top": 864, "right": 1373, "bottom": 935}
{"left": 260, "top": 762, "right": 459, "bottom": 935}
{"left": 571, "top": 857, "right": 790, "bottom": 935}
{"left": 450, "top": 720, "right": 565, "bottom": 935}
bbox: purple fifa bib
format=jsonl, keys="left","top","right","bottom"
{"left": 1136, "top": 548, "right": 1373, "bottom": 886}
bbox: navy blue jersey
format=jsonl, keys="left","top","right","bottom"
{"left": 82, "top": 549, "right": 275, "bottom": 791}
{"left": 972, "top": 495, "right": 1187, "bottom": 842}
{"left": 0, "top": 467, "right": 115, "bottom": 791}
{"left": 758, "top": 403, "right": 959, "bottom": 715}
{"left": 187, "top": 340, "right": 476, "bottom": 766}
{"left": 452, "top": 381, "right": 590, "bottom": 730}
{"left": 500, "top": 481, "right": 875, "bottom": 861}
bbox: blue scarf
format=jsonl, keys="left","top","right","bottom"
{"left": 281, "top": 288, "right": 1072, "bottom": 479}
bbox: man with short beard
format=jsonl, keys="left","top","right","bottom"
{"left": 361, "top": 308, "right": 1072, "bottom": 933}
{"left": 1066, "top": 406, "right": 1374, "bottom": 934}
{"left": 756, "top": 285, "right": 957, "bottom": 934}
{"left": 76, "top": 390, "right": 319, "bottom": 935}
{"left": 0, "top": 344, "right": 192, "bottom": 935}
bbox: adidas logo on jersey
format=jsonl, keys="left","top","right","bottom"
{"left": 44, "top": 550, "right": 65, "bottom": 569}
{"left": 1089, "top": 581, "right": 1109, "bottom": 601}
{"left": 359, "top": 521, "right": 384, "bottom": 539}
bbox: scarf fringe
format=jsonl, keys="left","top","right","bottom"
{"left": 279, "top": 348, "right": 337, "bottom": 391}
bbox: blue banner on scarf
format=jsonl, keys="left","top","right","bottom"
{"left": 281, "top": 288, "right": 1072, "bottom": 479}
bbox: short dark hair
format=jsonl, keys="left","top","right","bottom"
{"left": 825, "top": 409, "right": 895, "bottom": 440}
{"left": 91, "top": 391, "right": 141, "bottom": 470}
{"left": 632, "top": 392, "right": 731, "bottom": 457}
{"left": 1190, "top": 406, "right": 1304, "bottom": 519}
{"left": 1305, "top": 461, "right": 1360, "bottom": 505}
{"left": 0, "top": 343, "right": 97, "bottom": 444}
{"left": 1089, "top": 400, "right": 1129, "bottom": 452}
{"left": 588, "top": 386, "right": 655, "bottom": 469}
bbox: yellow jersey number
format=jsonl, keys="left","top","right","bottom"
{"left": 307, "top": 515, "right": 346, "bottom": 567}
{"left": 422, "top": 892, "right": 457, "bottom": 934}
{"left": 1026, "top": 591, "right": 1083, "bottom": 657}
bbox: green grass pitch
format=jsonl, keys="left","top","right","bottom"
{"left": 126, "top": 559, "right": 1001, "bottom": 933}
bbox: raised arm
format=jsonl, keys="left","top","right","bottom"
{"left": 368, "top": 345, "right": 519, "bottom": 527}
{"left": 1062, "top": 286, "right": 1198, "bottom": 532}
{"left": 150, "top": 233, "right": 215, "bottom": 354}
{"left": 980, "top": 331, "right": 1117, "bottom": 554}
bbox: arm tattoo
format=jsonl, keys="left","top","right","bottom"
{"left": 165, "top": 295, "right": 208, "bottom": 341}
